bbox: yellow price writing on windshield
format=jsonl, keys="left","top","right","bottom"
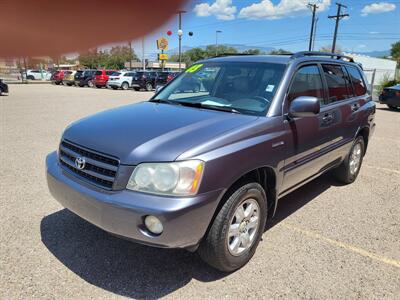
{"left": 185, "top": 64, "right": 203, "bottom": 73}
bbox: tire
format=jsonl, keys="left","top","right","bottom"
{"left": 0, "top": 88, "right": 3, "bottom": 96}
{"left": 121, "top": 82, "right": 129, "bottom": 90}
{"left": 198, "top": 182, "right": 267, "bottom": 272}
{"left": 27, "top": 75, "right": 35, "bottom": 80}
{"left": 333, "top": 136, "right": 365, "bottom": 184}
{"left": 145, "top": 82, "right": 153, "bottom": 91}
{"left": 387, "top": 105, "right": 400, "bottom": 111}
{"left": 87, "top": 80, "right": 94, "bottom": 88}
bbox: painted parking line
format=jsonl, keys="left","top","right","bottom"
{"left": 364, "top": 165, "right": 400, "bottom": 175}
{"left": 282, "top": 223, "right": 400, "bottom": 269}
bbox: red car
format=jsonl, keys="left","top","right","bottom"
{"left": 51, "top": 70, "right": 66, "bottom": 85}
{"left": 93, "top": 70, "right": 116, "bottom": 88}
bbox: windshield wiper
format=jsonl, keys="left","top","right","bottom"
{"left": 149, "top": 99, "right": 178, "bottom": 105}
{"left": 177, "top": 101, "right": 242, "bottom": 114}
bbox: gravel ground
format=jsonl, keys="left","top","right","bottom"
{"left": 1, "top": 85, "right": 399, "bottom": 299}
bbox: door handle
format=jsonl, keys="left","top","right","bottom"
{"left": 322, "top": 113, "right": 333, "bottom": 123}
{"left": 351, "top": 103, "right": 360, "bottom": 112}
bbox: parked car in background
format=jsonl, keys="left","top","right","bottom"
{"left": 155, "top": 71, "right": 179, "bottom": 86}
{"left": 379, "top": 84, "right": 400, "bottom": 111}
{"left": 107, "top": 71, "right": 136, "bottom": 90}
{"left": 93, "top": 70, "right": 116, "bottom": 88}
{"left": 46, "top": 52, "right": 375, "bottom": 272}
{"left": 75, "top": 69, "right": 96, "bottom": 87}
{"left": 51, "top": 70, "right": 66, "bottom": 85}
{"left": 62, "top": 71, "right": 77, "bottom": 86}
{"left": 25, "top": 69, "right": 50, "bottom": 80}
{"left": 0, "top": 79, "right": 8, "bottom": 95}
{"left": 131, "top": 71, "right": 158, "bottom": 91}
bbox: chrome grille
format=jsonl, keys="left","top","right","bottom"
{"left": 59, "top": 140, "right": 119, "bottom": 189}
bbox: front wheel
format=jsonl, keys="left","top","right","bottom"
{"left": 198, "top": 182, "right": 267, "bottom": 272}
{"left": 333, "top": 136, "right": 365, "bottom": 184}
{"left": 387, "top": 105, "right": 400, "bottom": 111}
{"left": 145, "top": 82, "right": 153, "bottom": 91}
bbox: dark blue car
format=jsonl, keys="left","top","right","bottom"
{"left": 46, "top": 52, "right": 375, "bottom": 271}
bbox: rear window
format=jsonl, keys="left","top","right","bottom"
{"left": 64, "top": 71, "right": 72, "bottom": 75}
{"left": 322, "top": 64, "right": 352, "bottom": 102}
{"left": 95, "top": 71, "right": 103, "bottom": 75}
{"left": 346, "top": 66, "right": 367, "bottom": 96}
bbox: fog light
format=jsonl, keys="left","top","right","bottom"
{"left": 144, "top": 215, "right": 163, "bottom": 235}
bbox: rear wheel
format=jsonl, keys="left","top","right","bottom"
{"left": 198, "top": 182, "right": 267, "bottom": 272}
{"left": 121, "top": 82, "right": 129, "bottom": 90}
{"left": 27, "top": 75, "right": 35, "bottom": 80}
{"left": 145, "top": 82, "right": 153, "bottom": 91}
{"left": 333, "top": 136, "right": 365, "bottom": 184}
{"left": 87, "top": 80, "right": 94, "bottom": 88}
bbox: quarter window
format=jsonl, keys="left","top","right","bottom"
{"left": 288, "top": 65, "right": 324, "bottom": 104}
{"left": 346, "top": 66, "right": 367, "bottom": 96}
{"left": 322, "top": 64, "right": 352, "bottom": 102}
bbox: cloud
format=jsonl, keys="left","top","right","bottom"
{"left": 193, "top": 0, "right": 237, "bottom": 20}
{"left": 361, "top": 2, "right": 396, "bottom": 16}
{"left": 239, "top": 0, "right": 331, "bottom": 20}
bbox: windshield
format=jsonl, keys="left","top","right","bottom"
{"left": 154, "top": 62, "right": 286, "bottom": 116}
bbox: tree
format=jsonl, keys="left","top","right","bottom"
{"left": 268, "top": 49, "right": 291, "bottom": 55}
{"left": 319, "top": 45, "right": 343, "bottom": 54}
{"left": 78, "top": 46, "right": 138, "bottom": 69}
{"left": 243, "top": 49, "right": 265, "bottom": 55}
{"left": 390, "top": 41, "right": 400, "bottom": 62}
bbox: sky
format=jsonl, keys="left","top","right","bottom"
{"left": 127, "top": 0, "right": 400, "bottom": 59}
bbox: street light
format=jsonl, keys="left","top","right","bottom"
{"left": 177, "top": 10, "right": 186, "bottom": 71}
{"left": 215, "top": 30, "right": 222, "bottom": 56}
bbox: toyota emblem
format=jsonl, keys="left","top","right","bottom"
{"left": 74, "top": 156, "right": 86, "bottom": 170}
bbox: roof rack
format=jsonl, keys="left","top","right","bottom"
{"left": 214, "top": 53, "right": 257, "bottom": 57}
{"left": 291, "top": 51, "right": 354, "bottom": 62}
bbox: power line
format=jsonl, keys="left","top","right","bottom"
{"left": 329, "top": 2, "right": 349, "bottom": 53}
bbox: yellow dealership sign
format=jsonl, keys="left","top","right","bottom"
{"left": 158, "top": 53, "right": 169, "bottom": 60}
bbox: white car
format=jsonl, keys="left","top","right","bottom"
{"left": 107, "top": 71, "right": 136, "bottom": 90}
{"left": 25, "top": 69, "right": 50, "bottom": 80}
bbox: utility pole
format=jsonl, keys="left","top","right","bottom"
{"left": 312, "top": 17, "right": 319, "bottom": 51}
{"left": 142, "top": 37, "right": 145, "bottom": 70}
{"left": 177, "top": 10, "right": 186, "bottom": 71}
{"left": 307, "top": 3, "right": 318, "bottom": 51}
{"left": 215, "top": 30, "right": 222, "bottom": 56}
{"left": 329, "top": 2, "right": 349, "bottom": 53}
{"left": 128, "top": 41, "right": 132, "bottom": 70}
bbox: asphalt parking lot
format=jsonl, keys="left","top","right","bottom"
{"left": 1, "top": 84, "right": 399, "bottom": 299}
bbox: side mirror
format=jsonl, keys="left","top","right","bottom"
{"left": 289, "top": 96, "right": 320, "bottom": 118}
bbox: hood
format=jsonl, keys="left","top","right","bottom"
{"left": 63, "top": 102, "right": 258, "bottom": 165}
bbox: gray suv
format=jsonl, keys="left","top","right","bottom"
{"left": 46, "top": 52, "right": 375, "bottom": 272}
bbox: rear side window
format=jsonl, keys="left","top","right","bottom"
{"left": 322, "top": 64, "right": 352, "bottom": 102}
{"left": 288, "top": 65, "right": 324, "bottom": 104}
{"left": 95, "top": 71, "right": 102, "bottom": 75}
{"left": 346, "top": 66, "right": 367, "bottom": 96}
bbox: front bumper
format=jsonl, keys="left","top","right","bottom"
{"left": 46, "top": 152, "right": 223, "bottom": 249}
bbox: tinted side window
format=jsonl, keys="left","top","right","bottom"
{"left": 288, "top": 65, "right": 324, "bottom": 104}
{"left": 322, "top": 64, "right": 352, "bottom": 102}
{"left": 346, "top": 66, "right": 367, "bottom": 96}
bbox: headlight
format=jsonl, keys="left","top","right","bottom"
{"left": 126, "top": 160, "right": 204, "bottom": 196}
